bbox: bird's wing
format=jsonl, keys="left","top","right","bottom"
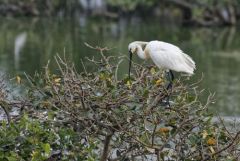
{"left": 149, "top": 41, "right": 196, "bottom": 74}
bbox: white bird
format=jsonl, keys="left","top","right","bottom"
{"left": 128, "top": 40, "right": 196, "bottom": 88}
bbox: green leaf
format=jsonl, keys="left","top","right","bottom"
{"left": 41, "top": 143, "right": 51, "bottom": 155}
{"left": 189, "top": 135, "right": 200, "bottom": 145}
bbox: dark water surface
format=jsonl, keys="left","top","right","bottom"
{"left": 0, "top": 17, "right": 240, "bottom": 116}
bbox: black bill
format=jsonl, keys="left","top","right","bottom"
{"left": 128, "top": 50, "right": 133, "bottom": 79}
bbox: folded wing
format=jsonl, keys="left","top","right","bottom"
{"left": 148, "top": 41, "right": 196, "bottom": 75}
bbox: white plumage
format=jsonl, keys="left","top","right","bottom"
{"left": 128, "top": 40, "right": 196, "bottom": 75}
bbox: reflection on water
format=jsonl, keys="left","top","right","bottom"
{"left": 14, "top": 32, "right": 27, "bottom": 69}
{"left": 0, "top": 17, "right": 240, "bottom": 116}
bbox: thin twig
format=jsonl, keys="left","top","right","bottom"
{"left": 203, "top": 131, "right": 240, "bottom": 161}
{"left": 100, "top": 132, "right": 114, "bottom": 161}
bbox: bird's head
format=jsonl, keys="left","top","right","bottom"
{"left": 128, "top": 42, "right": 138, "bottom": 55}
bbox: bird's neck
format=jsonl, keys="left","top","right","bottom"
{"left": 136, "top": 45, "right": 146, "bottom": 59}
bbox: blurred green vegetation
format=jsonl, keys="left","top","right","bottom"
{"left": 106, "top": 0, "right": 157, "bottom": 11}
{"left": 0, "top": 0, "right": 79, "bottom": 16}
{"left": 0, "top": 0, "right": 239, "bottom": 26}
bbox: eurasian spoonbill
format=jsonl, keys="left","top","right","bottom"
{"left": 128, "top": 40, "right": 196, "bottom": 89}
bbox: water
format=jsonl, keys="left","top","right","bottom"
{"left": 0, "top": 17, "right": 240, "bottom": 116}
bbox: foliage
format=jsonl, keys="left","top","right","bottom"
{"left": 0, "top": 114, "right": 98, "bottom": 161}
{"left": 1, "top": 47, "right": 240, "bottom": 160}
{"left": 0, "top": 0, "right": 240, "bottom": 25}
{"left": 106, "top": 0, "right": 157, "bottom": 12}
{"left": 0, "top": 0, "right": 79, "bottom": 16}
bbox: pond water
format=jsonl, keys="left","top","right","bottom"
{"left": 0, "top": 17, "right": 240, "bottom": 116}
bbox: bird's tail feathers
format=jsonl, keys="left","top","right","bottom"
{"left": 183, "top": 53, "right": 196, "bottom": 70}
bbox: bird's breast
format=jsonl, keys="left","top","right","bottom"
{"left": 144, "top": 49, "right": 150, "bottom": 59}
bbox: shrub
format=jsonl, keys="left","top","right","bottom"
{"left": 0, "top": 47, "right": 240, "bottom": 160}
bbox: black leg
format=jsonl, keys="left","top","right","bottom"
{"left": 165, "top": 70, "right": 174, "bottom": 106}
{"left": 170, "top": 70, "right": 174, "bottom": 81}
{"left": 166, "top": 70, "right": 174, "bottom": 90}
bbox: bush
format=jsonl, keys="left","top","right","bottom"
{"left": 0, "top": 115, "right": 98, "bottom": 161}
{"left": 0, "top": 47, "right": 240, "bottom": 160}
